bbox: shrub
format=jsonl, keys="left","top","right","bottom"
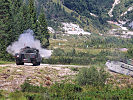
{"left": 9, "top": 91, "right": 26, "bottom": 100}
{"left": 21, "top": 82, "right": 47, "bottom": 93}
{"left": 70, "top": 67, "right": 79, "bottom": 71}
{"left": 42, "top": 57, "right": 72, "bottom": 64}
{"left": 0, "top": 91, "right": 5, "bottom": 100}
{"left": 24, "top": 93, "right": 44, "bottom": 100}
{"left": 76, "top": 67, "right": 108, "bottom": 87}
{"left": 49, "top": 83, "right": 82, "bottom": 99}
{"left": 52, "top": 48, "right": 65, "bottom": 56}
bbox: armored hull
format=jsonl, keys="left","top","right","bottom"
{"left": 106, "top": 61, "right": 133, "bottom": 77}
{"left": 15, "top": 47, "right": 42, "bottom": 66}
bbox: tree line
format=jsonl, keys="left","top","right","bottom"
{"left": 0, "top": 0, "right": 49, "bottom": 60}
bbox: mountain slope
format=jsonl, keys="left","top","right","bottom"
{"left": 112, "top": 0, "right": 133, "bottom": 20}
{"left": 112, "top": 0, "right": 133, "bottom": 29}
{"left": 36, "top": 0, "right": 114, "bottom": 33}
{"left": 32, "top": 0, "right": 133, "bottom": 33}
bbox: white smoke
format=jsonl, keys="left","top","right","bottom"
{"left": 6, "top": 29, "right": 52, "bottom": 58}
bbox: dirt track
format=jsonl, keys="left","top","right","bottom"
{"left": 0, "top": 63, "right": 89, "bottom": 92}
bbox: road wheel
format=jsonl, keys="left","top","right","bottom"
{"left": 16, "top": 59, "right": 24, "bottom": 65}
{"left": 16, "top": 61, "right": 20, "bottom": 65}
{"left": 37, "top": 62, "right": 40, "bottom": 65}
{"left": 33, "top": 60, "right": 37, "bottom": 66}
{"left": 20, "top": 62, "right": 24, "bottom": 65}
{"left": 16, "top": 59, "right": 21, "bottom": 65}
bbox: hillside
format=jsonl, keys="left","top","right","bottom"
{"left": 63, "top": 0, "right": 133, "bottom": 30}
{"left": 112, "top": 0, "right": 133, "bottom": 29}
{"left": 33, "top": 0, "right": 111, "bottom": 33}
{"left": 33, "top": 0, "right": 133, "bottom": 34}
{"left": 112, "top": 0, "right": 133, "bottom": 20}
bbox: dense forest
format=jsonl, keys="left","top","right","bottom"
{"left": 0, "top": 0, "right": 49, "bottom": 60}
{"left": 64, "top": 0, "right": 113, "bottom": 17}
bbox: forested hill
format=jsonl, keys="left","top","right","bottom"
{"left": 0, "top": 0, "right": 49, "bottom": 60}
{"left": 34, "top": 0, "right": 133, "bottom": 33}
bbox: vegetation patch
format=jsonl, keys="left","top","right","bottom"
{"left": 76, "top": 67, "right": 109, "bottom": 87}
{"left": 70, "top": 67, "right": 79, "bottom": 71}
{"left": 0, "top": 61, "right": 14, "bottom": 65}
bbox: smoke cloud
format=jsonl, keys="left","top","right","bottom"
{"left": 6, "top": 29, "right": 52, "bottom": 58}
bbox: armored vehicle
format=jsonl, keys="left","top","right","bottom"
{"left": 106, "top": 60, "right": 133, "bottom": 77}
{"left": 15, "top": 46, "right": 42, "bottom": 66}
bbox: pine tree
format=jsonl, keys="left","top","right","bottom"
{"left": 10, "top": 0, "right": 31, "bottom": 40}
{"left": 21, "top": 3, "right": 31, "bottom": 30}
{"left": 38, "top": 12, "right": 50, "bottom": 48}
{"left": 0, "top": 0, "right": 13, "bottom": 60}
{"left": 10, "top": 0, "right": 24, "bottom": 41}
{"left": 28, "top": 0, "right": 38, "bottom": 33}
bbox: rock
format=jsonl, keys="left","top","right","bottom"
{"left": 45, "top": 80, "right": 52, "bottom": 86}
{"left": 45, "top": 76, "right": 51, "bottom": 81}
{"left": 1, "top": 73, "right": 10, "bottom": 79}
{"left": 38, "top": 72, "right": 41, "bottom": 74}
{"left": 7, "top": 69, "right": 10, "bottom": 72}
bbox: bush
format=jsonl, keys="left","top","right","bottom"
{"left": 9, "top": 91, "right": 26, "bottom": 100}
{"left": 76, "top": 67, "right": 108, "bottom": 87}
{"left": 24, "top": 93, "right": 44, "bottom": 100}
{"left": 70, "top": 67, "right": 79, "bottom": 71}
{"left": 127, "top": 48, "right": 133, "bottom": 58}
{"left": 0, "top": 91, "right": 5, "bottom": 100}
{"left": 52, "top": 48, "right": 65, "bottom": 56}
{"left": 21, "top": 82, "right": 47, "bottom": 93}
{"left": 49, "top": 83, "right": 82, "bottom": 99}
{"left": 42, "top": 57, "right": 72, "bottom": 64}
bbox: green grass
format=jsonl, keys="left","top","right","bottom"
{"left": 49, "top": 35, "right": 114, "bottom": 55}
{"left": 0, "top": 66, "right": 9, "bottom": 73}
{"left": 0, "top": 61, "right": 14, "bottom": 65}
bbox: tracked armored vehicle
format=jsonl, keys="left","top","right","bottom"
{"left": 106, "top": 60, "right": 133, "bottom": 77}
{"left": 15, "top": 47, "right": 42, "bottom": 66}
